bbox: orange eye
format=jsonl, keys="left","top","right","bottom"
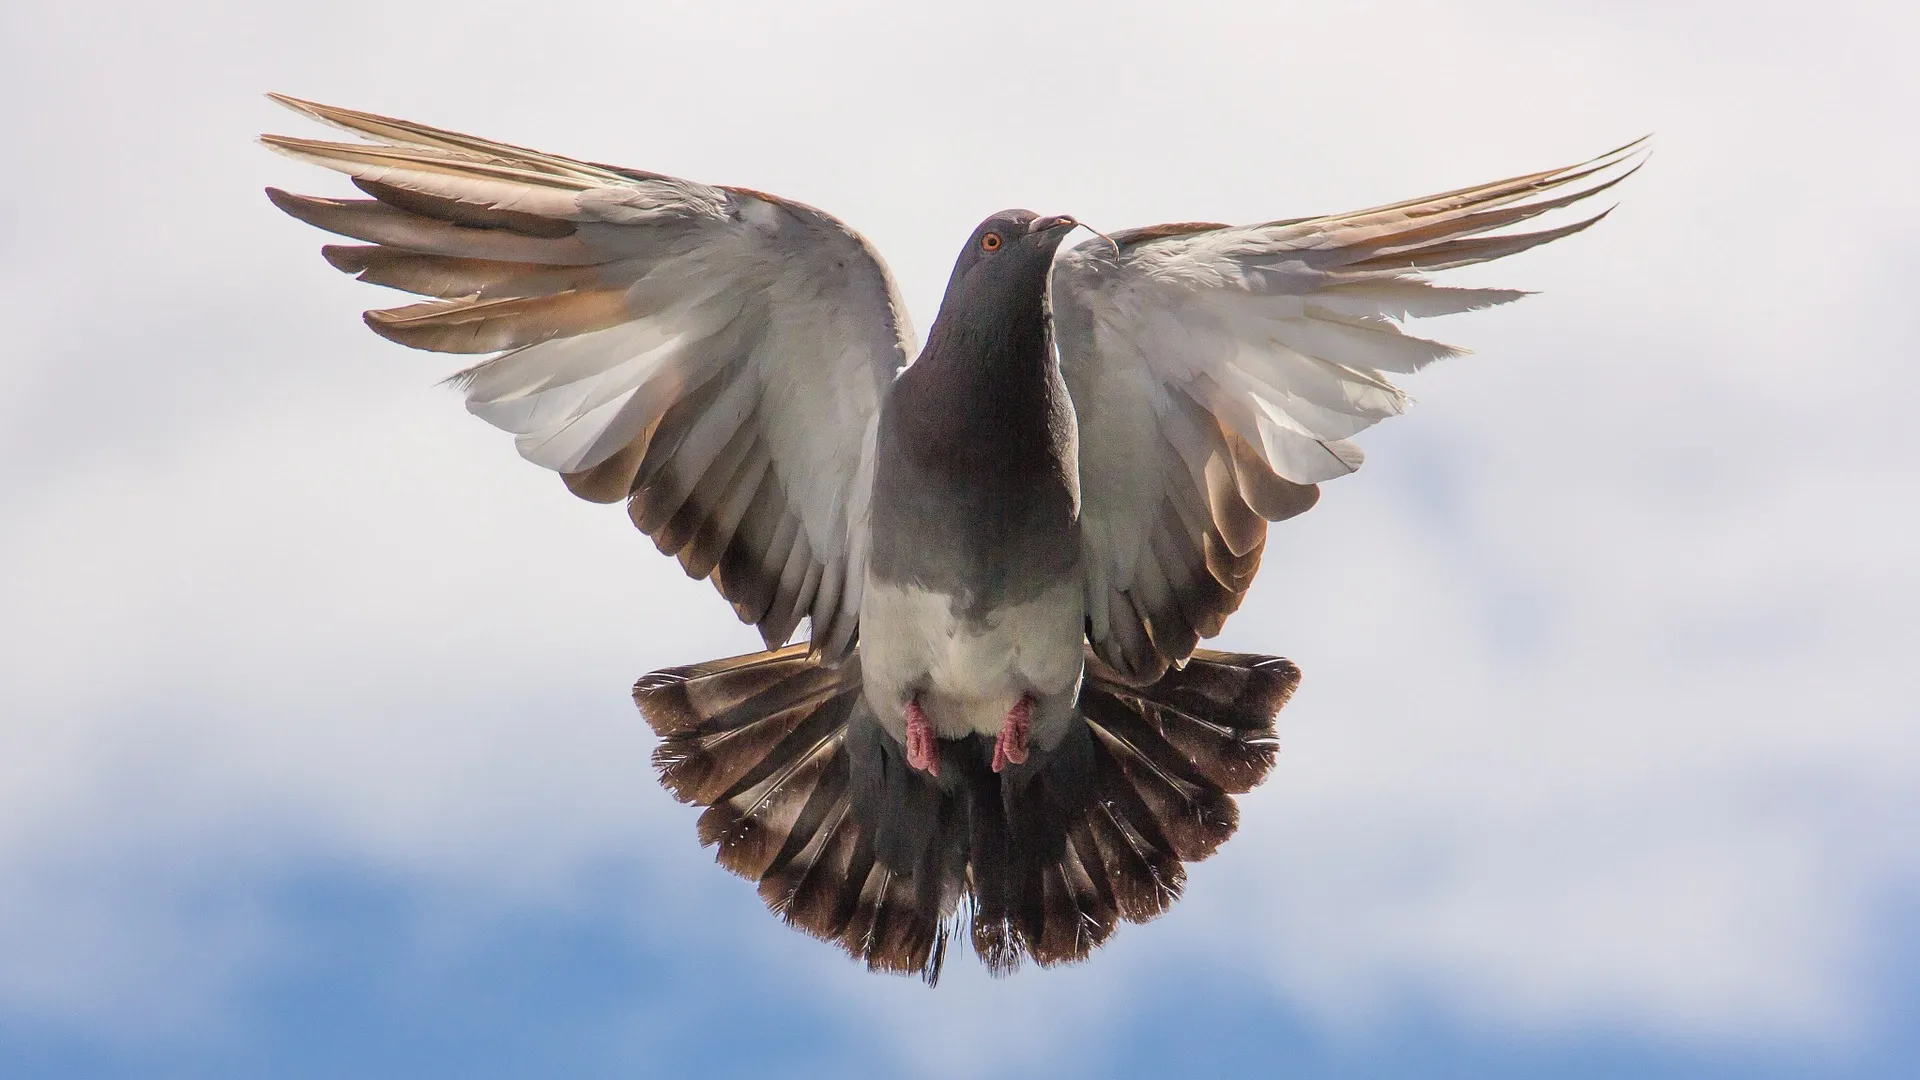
{"left": 981, "top": 232, "right": 1002, "bottom": 252}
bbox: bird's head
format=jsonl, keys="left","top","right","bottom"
{"left": 934, "top": 209, "right": 1080, "bottom": 320}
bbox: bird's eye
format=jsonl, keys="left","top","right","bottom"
{"left": 981, "top": 232, "right": 1002, "bottom": 252}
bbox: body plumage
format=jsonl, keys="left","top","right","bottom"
{"left": 262, "top": 95, "right": 1641, "bottom": 981}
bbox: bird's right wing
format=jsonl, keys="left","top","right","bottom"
{"left": 1053, "top": 140, "right": 1645, "bottom": 682}
{"left": 262, "top": 96, "right": 917, "bottom": 657}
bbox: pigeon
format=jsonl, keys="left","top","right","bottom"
{"left": 261, "top": 95, "right": 1643, "bottom": 983}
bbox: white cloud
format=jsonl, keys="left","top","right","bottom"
{"left": 1, "top": 0, "right": 1916, "bottom": 1064}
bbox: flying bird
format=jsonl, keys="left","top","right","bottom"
{"left": 261, "top": 94, "right": 1642, "bottom": 983}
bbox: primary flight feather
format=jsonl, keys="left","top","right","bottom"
{"left": 261, "top": 94, "right": 1642, "bottom": 983}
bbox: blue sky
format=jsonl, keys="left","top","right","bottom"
{"left": 3, "top": 1, "right": 1917, "bottom": 1077}
{"left": 6, "top": 871, "right": 1920, "bottom": 1079}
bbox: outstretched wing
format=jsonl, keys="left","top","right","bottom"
{"left": 262, "top": 96, "right": 915, "bottom": 658}
{"left": 1053, "top": 139, "right": 1646, "bottom": 682}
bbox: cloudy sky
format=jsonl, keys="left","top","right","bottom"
{"left": 3, "top": 1, "right": 1917, "bottom": 1076}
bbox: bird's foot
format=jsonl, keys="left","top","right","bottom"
{"left": 906, "top": 696, "right": 939, "bottom": 777}
{"left": 991, "top": 694, "right": 1033, "bottom": 773}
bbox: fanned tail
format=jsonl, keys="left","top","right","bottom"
{"left": 967, "top": 648, "right": 1300, "bottom": 972}
{"left": 635, "top": 646, "right": 955, "bottom": 983}
{"left": 633, "top": 644, "right": 1300, "bottom": 982}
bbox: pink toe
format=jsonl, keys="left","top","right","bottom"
{"left": 906, "top": 698, "right": 939, "bottom": 776}
{"left": 991, "top": 695, "right": 1033, "bottom": 773}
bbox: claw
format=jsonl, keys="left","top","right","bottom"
{"left": 906, "top": 696, "right": 939, "bottom": 776}
{"left": 991, "top": 694, "right": 1033, "bottom": 773}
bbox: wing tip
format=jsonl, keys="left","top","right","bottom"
{"left": 1557, "top": 134, "right": 1653, "bottom": 187}
{"left": 256, "top": 132, "right": 301, "bottom": 157}
{"left": 264, "top": 90, "right": 314, "bottom": 114}
{"left": 1321, "top": 439, "right": 1364, "bottom": 476}
{"left": 258, "top": 132, "right": 363, "bottom": 173}
{"left": 360, "top": 306, "right": 430, "bottom": 350}
{"left": 263, "top": 92, "right": 391, "bottom": 141}
{"left": 318, "top": 244, "right": 374, "bottom": 275}
{"left": 262, "top": 184, "right": 301, "bottom": 214}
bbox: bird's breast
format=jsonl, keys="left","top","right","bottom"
{"left": 867, "top": 369, "right": 1083, "bottom": 602}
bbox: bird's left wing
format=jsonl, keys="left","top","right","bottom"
{"left": 1053, "top": 140, "right": 1645, "bottom": 683}
{"left": 261, "top": 96, "right": 917, "bottom": 657}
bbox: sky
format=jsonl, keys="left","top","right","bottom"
{"left": 2, "top": 0, "right": 1917, "bottom": 1076}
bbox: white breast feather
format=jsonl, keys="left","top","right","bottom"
{"left": 858, "top": 580, "right": 1085, "bottom": 739}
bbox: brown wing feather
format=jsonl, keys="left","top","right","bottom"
{"left": 265, "top": 96, "right": 905, "bottom": 657}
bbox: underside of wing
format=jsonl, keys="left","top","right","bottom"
{"left": 263, "top": 96, "right": 917, "bottom": 656}
{"left": 1055, "top": 139, "right": 1646, "bottom": 681}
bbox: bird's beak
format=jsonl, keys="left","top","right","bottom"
{"left": 1028, "top": 214, "right": 1078, "bottom": 234}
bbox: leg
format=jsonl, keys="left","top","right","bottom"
{"left": 992, "top": 694, "right": 1034, "bottom": 773}
{"left": 905, "top": 695, "right": 939, "bottom": 777}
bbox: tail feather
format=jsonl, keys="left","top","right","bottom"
{"left": 839, "top": 862, "right": 950, "bottom": 979}
{"left": 1085, "top": 785, "right": 1185, "bottom": 924}
{"left": 762, "top": 795, "right": 862, "bottom": 934}
{"left": 695, "top": 693, "right": 848, "bottom": 880}
{"left": 1082, "top": 690, "right": 1238, "bottom": 861}
{"left": 640, "top": 644, "right": 844, "bottom": 805}
{"left": 1064, "top": 814, "right": 1121, "bottom": 926}
{"left": 639, "top": 647, "right": 953, "bottom": 983}
{"left": 632, "top": 643, "right": 1301, "bottom": 983}
{"left": 1123, "top": 651, "right": 1293, "bottom": 794}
